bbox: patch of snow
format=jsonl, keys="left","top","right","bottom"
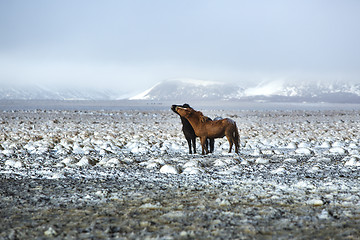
{"left": 160, "top": 165, "right": 179, "bottom": 174}
{"left": 244, "top": 80, "right": 284, "bottom": 96}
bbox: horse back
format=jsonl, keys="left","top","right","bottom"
{"left": 207, "top": 118, "right": 235, "bottom": 127}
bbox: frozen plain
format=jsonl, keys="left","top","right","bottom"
{"left": 0, "top": 101, "right": 360, "bottom": 239}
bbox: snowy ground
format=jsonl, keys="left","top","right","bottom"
{"left": 1, "top": 107, "right": 360, "bottom": 239}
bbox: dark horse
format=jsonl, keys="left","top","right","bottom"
{"left": 171, "top": 104, "right": 214, "bottom": 154}
{"left": 175, "top": 106, "right": 240, "bottom": 155}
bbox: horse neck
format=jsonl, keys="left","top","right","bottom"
{"left": 185, "top": 114, "right": 202, "bottom": 130}
{"left": 180, "top": 116, "right": 192, "bottom": 128}
{"left": 180, "top": 116, "right": 188, "bottom": 125}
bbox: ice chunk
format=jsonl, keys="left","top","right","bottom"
{"left": 255, "top": 158, "right": 269, "bottom": 164}
{"left": 295, "top": 148, "right": 313, "bottom": 155}
{"left": 159, "top": 164, "right": 179, "bottom": 174}
{"left": 145, "top": 162, "right": 160, "bottom": 169}
{"left": 251, "top": 148, "right": 262, "bottom": 156}
{"left": 307, "top": 166, "right": 321, "bottom": 174}
{"left": 284, "top": 158, "right": 297, "bottom": 163}
{"left": 162, "top": 211, "right": 186, "bottom": 219}
{"left": 44, "top": 227, "right": 57, "bottom": 237}
{"left": 24, "top": 142, "right": 36, "bottom": 154}
{"left": 2, "top": 149, "right": 15, "bottom": 156}
{"left": 103, "top": 158, "right": 120, "bottom": 167}
{"left": 332, "top": 141, "right": 345, "bottom": 147}
{"left": 349, "top": 142, "right": 358, "bottom": 149}
{"left": 76, "top": 156, "right": 97, "bottom": 167}
{"left": 140, "top": 203, "right": 162, "bottom": 210}
{"left": 5, "top": 159, "right": 23, "bottom": 168}
{"left": 215, "top": 198, "right": 231, "bottom": 207}
{"left": 316, "top": 157, "right": 331, "bottom": 163}
{"left": 307, "top": 199, "right": 324, "bottom": 206}
{"left": 285, "top": 142, "right": 297, "bottom": 149}
{"left": 183, "top": 160, "right": 200, "bottom": 168}
{"left": 293, "top": 181, "right": 315, "bottom": 189}
{"left": 213, "top": 159, "right": 227, "bottom": 167}
{"left": 344, "top": 156, "right": 360, "bottom": 166}
{"left": 318, "top": 209, "right": 331, "bottom": 220}
{"left": 298, "top": 142, "right": 310, "bottom": 148}
{"left": 319, "top": 141, "right": 331, "bottom": 148}
{"left": 240, "top": 159, "right": 249, "bottom": 165}
{"left": 72, "top": 143, "right": 85, "bottom": 154}
{"left": 271, "top": 167, "right": 286, "bottom": 175}
{"left": 182, "top": 167, "right": 203, "bottom": 174}
{"left": 131, "top": 146, "right": 148, "bottom": 154}
{"left": 329, "top": 147, "right": 347, "bottom": 155}
{"left": 49, "top": 172, "right": 66, "bottom": 179}
{"left": 60, "top": 157, "right": 77, "bottom": 166}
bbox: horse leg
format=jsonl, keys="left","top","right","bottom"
{"left": 210, "top": 138, "right": 215, "bottom": 153}
{"left": 205, "top": 138, "right": 209, "bottom": 153}
{"left": 186, "top": 138, "right": 192, "bottom": 154}
{"left": 200, "top": 137, "right": 209, "bottom": 155}
{"left": 192, "top": 137, "right": 196, "bottom": 154}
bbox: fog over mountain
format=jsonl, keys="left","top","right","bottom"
{"left": 130, "top": 79, "right": 360, "bottom": 103}
{"left": 0, "top": 85, "right": 121, "bottom": 100}
{"left": 129, "top": 79, "right": 239, "bottom": 101}
{"left": 2, "top": 79, "right": 360, "bottom": 103}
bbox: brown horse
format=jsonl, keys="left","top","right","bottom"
{"left": 175, "top": 106, "right": 240, "bottom": 155}
{"left": 171, "top": 104, "right": 215, "bottom": 154}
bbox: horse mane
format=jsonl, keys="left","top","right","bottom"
{"left": 197, "top": 110, "right": 210, "bottom": 123}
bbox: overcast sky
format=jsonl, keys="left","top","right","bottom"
{"left": 1, "top": 0, "right": 359, "bottom": 93}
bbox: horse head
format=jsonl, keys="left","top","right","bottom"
{"left": 175, "top": 106, "right": 194, "bottom": 118}
{"left": 171, "top": 103, "right": 192, "bottom": 115}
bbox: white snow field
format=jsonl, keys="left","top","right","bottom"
{"left": 1, "top": 104, "right": 360, "bottom": 239}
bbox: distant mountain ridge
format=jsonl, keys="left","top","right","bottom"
{"left": 129, "top": 79, "right": 239, "bottom": 101}
{"left": 0, "top": 85, "right": 120, "bottom": 100}
{"left": 130, "top": 79, "right": 360, "bottom": 103}
{"left": 2, "top": 80, "right": 360, "bottom": 103}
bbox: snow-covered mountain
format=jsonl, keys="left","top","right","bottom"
{"left": 130, "top": 79, "right": 360, "bottom": 103}
{"left": 129, "top": 79, "right": 240, "bottom": 101}
{"left": 2, "top": 79, "right": 360, "bottom": 103}
{"left": 0, "top": 85, "right": 121, "bottom": 100}
{"left": 240, "top": 80, "right": 360, "bottom": 103}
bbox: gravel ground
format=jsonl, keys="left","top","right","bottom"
{"left": 1, "top": 107, "right": 360, "bottom": 239}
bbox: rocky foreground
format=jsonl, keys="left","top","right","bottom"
{"left": 0, "top": 109, "right": 360, "bottom": 239}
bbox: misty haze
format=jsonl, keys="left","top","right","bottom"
{"left": 0, "top": 0, "right": 359, "bottom": 100}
